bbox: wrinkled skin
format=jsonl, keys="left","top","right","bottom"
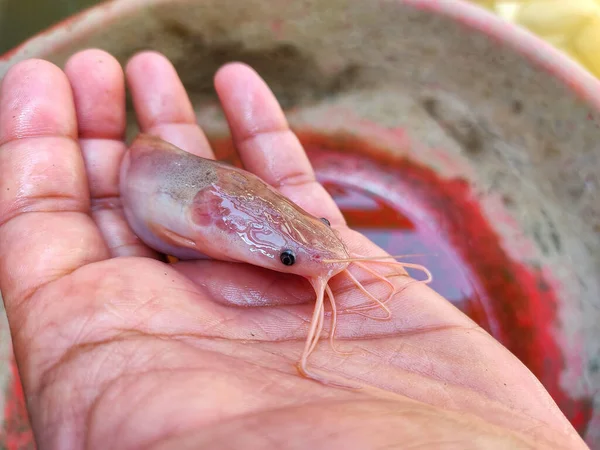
{"left": 0, "top": 49, "right": 589, "bottom": 450}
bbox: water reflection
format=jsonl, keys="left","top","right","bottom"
{"left": 322, "top": 181, "right": 475, "bottom": 308}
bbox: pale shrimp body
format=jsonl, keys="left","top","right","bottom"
{"left": 119, "top": 134, "right": 432, "bottom": 387}
{"left": 120, "top": 134, "right": 348, "bottom": 271}
{"left": 120, "top": 134, "right": 355, "bottom": 383}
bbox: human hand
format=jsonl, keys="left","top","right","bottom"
{"left": 0, "top": 49, "right": 587, "bottom": 449}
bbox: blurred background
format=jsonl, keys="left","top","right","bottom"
{"left": 2, "top": 0, "right": 600, "bottom": 79}
{"left": 0, "top": 0, "right": 599, "bottom": 449}
{"left": 0, "top": 0, "right": 99, "bottom": 54}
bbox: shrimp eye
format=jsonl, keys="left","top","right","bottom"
{"left": 280, "top": 249, "right": 296, "bottom": 266}
{"left": 320, "top": 217, "right": 331, "bottom": 226}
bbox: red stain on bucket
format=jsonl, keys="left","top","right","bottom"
{"left": 2, "top": 358, "right": 34, "bottom": 449}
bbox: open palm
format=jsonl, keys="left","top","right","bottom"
{"left": 0, "top": 49, "right": 586, "bottom": 449}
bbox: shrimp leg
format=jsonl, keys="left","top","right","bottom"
{"left": 296, "top": 278, "right": 356, "bottom": 388}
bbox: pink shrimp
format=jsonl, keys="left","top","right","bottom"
{"left": 119, "top": 134, "right": 432, "bottom": 387}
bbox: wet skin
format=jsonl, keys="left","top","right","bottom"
{"left": 0, "top": 49, "right": 589, "bottom": 449}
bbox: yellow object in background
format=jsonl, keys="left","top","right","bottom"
{"left": 516, "top": 0, "right": 599, "bottom": 36}
{"left": 468, "top": 0, "right": 600, "bottom": 78}
{"left": 573, "top": 16, "right": 600, "bottom": 76}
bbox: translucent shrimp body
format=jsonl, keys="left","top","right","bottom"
{"left": 120, "top": 134, "right": 431, "bottom": 386}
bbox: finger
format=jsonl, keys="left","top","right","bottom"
{"left": 64, "top": 48, "right": 159, "bottom": 259}
{"left": 214, "top": 62, "right": 345, "bottom": 226}
{"left": 0, "top": 59, "right": 109, "bottom": 327}
{"left": 125, "top": 51, "right": 213, "bottom": 159}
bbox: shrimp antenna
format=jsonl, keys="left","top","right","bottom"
{"left": 296, "top": 254, "right": 435, "bottom": 386}
{"left": 327, "top": 253, "right": 434, "bottom": 318}
{"left": 323, "top": 253, "right": 434, "bottom": 283}
{"left": 322, "top": 253, "right": 434, "bottom": 263}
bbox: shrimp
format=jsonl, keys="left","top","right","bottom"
{"left": 119, "top": 134, "right": 432, "bottom": 388}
